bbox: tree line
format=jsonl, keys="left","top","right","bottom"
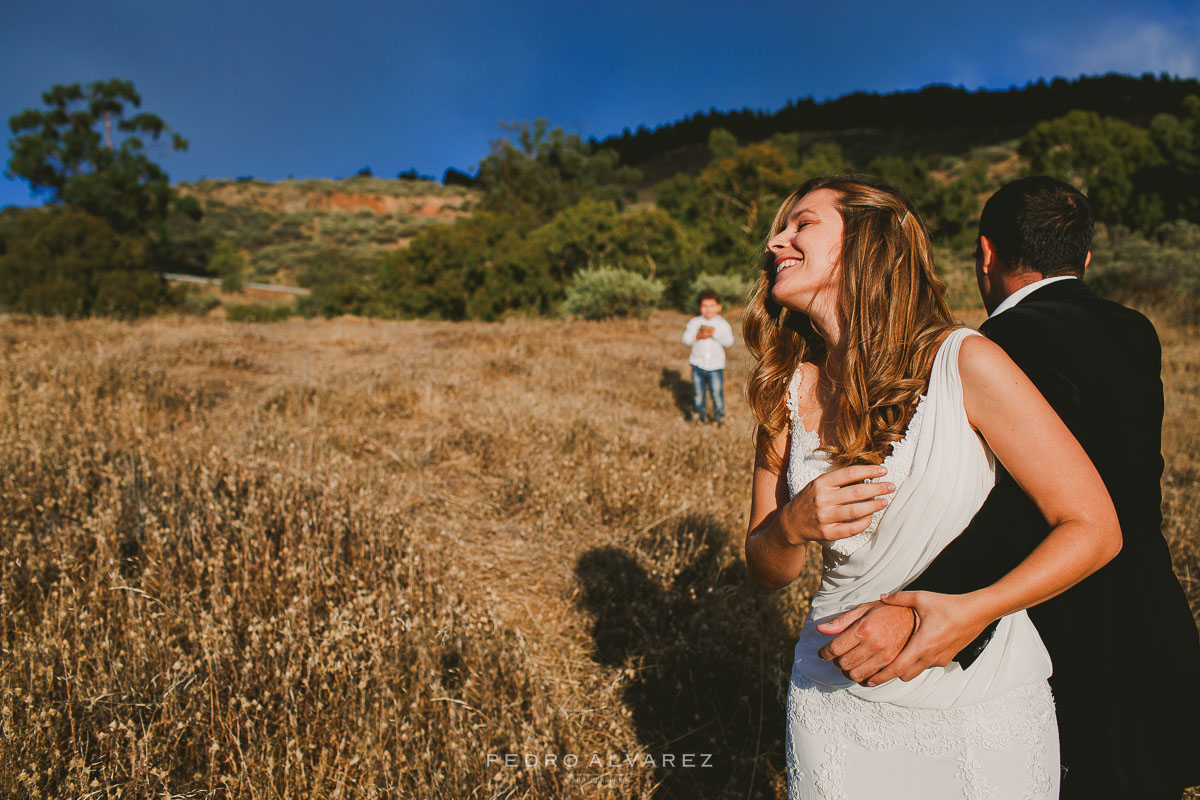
{"left": 599, "top": 73, "right": 1200, "bottom": 169}
{"left": 2, "top": 77, "right": 1199, "bottom": 320}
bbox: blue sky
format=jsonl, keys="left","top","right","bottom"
{"left": 2, "top": 0, "right": 1198, "bottom": 208}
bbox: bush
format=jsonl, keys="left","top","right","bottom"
{"left": 932, "top": 244, "right": 985, "bottom": 311}
{"left": 562, "top": 267, "right": 663, "bottom": 320}
{"left": 1088, "top": 221, "right": 1200, "bottom": 315}
{"left": 688, "top": 272, "right": 755, "bottom": 309}
{"left": 225, "top": 302, "right": 292, "bottom": 323}
{"left": 0, "top": 207, "right": 176, "bottom": 318}
{"left": 93, "top": 270, "right": 179, "bottom": 318}
{"left": 181, "top": 291, "right": 221, "bottom": 315}
{"left": 297, "top": 283, "right": 387, "bottom": 318}
{"left": 208, "top": 240, "right": 246, "bottom": 293}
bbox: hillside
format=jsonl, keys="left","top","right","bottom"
{"left": 178, "top": 176, "right": 476, "bottom": 217}
{"left": 166, "top": 176, "right": 479, "bottom": 286}
{"left": 129, "top": 73, "right": 1196, "bottom": 324}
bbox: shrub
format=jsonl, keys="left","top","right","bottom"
{"left": 181, "top": 291, "right": 221, "bottom": 315}
{"left": 378, "top": 211, "right": 531, "bottom": 321}
{"left": 0, "top": 207, "right": 176, "bottom": 318}
{"left": 225, "top": 302, "right": 292, "bottom": 323}
{"left": 932, "top": 244, "right": 985, "bottom": 311}
{"left": 1088, "top": 221, "right": 1200, "bottom": 315}
{"left": 688, "top": 272, "right": 755, "bottom": 309}
{"left": 208, "top": 240, "right": 246, "bottom": 293}
{"left": 297, "top": 283, "right": 387, "bottom": 319}
{"left": 0, "top": 205, "right": 24, "bottom": 256}
{"left": 93, "top": 270, "right": 179, "bottom": 318}
{"left": 442, "top": 166, "right": 477, "bottom": 187}
{"left": 562, "top": 267, "right": 663, "bottom": 320}
{"left": 524, "top": 198, "right": 701, "bottom": 309}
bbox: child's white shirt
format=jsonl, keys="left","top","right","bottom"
{"left": 682, "top": 314, "right": 735, "bottom": 370}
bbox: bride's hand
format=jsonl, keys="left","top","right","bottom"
{"left": 863, "top": 590, "right": 995, "bottom": 685}
{"left": 778, "top": 464, "right": 895, "bottom": 546}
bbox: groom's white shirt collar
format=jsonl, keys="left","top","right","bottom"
{"left": 988, "top": 275, "right": 1078, "bottom": 318}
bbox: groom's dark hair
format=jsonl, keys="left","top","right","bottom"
{"left": 979, "top": 176, "right": 1093, "bottom": 277}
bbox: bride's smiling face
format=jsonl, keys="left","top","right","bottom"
{"left": 767, "top": 188, "right": 844, "bottom": 316}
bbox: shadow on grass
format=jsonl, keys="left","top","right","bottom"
{"left": 574, "top": 514, "right": 794, "bottom": 799}
{"left": 659, "top": 368, "right": 694, "bottom": 420}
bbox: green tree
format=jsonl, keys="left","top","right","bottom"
{"left": 696, "top": 139, "right": 800, "bottom": 238}
{"left": 296, "top": 247, "right": 389, "bottom": 318}
{"left": 208, "top": 240, "right": 247, "bottom": 293}
{"left": 476, "top": 120, "right": 639, "bottom": 223}
{"left": 867, "top": 154, "right": 934, "bottom": 206}
{"left": 689, "top": 272, "right": 755, "bottom": 308}
{"left": 658, "top": 133, "right": 803, "bottom": 277}
{"left": 1021, "top": 110, "right": 1164, "bottom": 229}
{"left": 929, "top": 160, "right": 993, "bottom": 245}
{"left": 707, "top": 128, "right": 739, "bottom": 161}
{"left": 796, "top": 141, "right": 851, "bottom": 178}
{"left": 524, "top": 198, "right": 700, "bottom": 308}
{"left": 378, "top": 212, "right": 525, "bottom": 320}
{"left": 1147, "top": 95, "right": 1200, "bottom": 223}
{"left": 6, "top": 79, "right": 196, "bottom": 236}
{"left": 0, "top": 207, "right": 176, "bottom": 317}
{"left": 0, "top": 205, "right": 23, "bottom": 256}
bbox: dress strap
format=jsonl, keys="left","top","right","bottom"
{"left": 927, "top": 327, "right": 983, "bottom": 406}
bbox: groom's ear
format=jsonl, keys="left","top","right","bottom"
{"left": 1084, "top": 250, "right": 1092, "bottom": 271}
{"left": 978, "top": 235, "right": 998, "bottom": 275}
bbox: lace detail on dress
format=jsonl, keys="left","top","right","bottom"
{"left": 784, "top": 364, "right": 928, "bottom": 558}
{"left": 827, "top": 396, "right": 926, "bottom": 558}
{"left": 815, "top": 740, "right": 847, "bottom": 800}
{"left": 786, "top": 672, "right": 1056, "bottom": 756}
{"left": 956, "top": 749, "right": 997, "bottom": 800}
{"left": 1021, "top": 721, "right": 1055, "bottom": 800}
{"left": 785, "top": 366, "right": 834, "bottom": 511}
{"left": 786, "top": 417, "right": 832, "bottom": 511}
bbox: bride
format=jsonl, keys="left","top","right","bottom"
{"left": 742, "top": 175, "right": 1120, "bottom": 798}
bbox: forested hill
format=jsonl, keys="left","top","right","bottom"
{"left": 600, "top": 73, "right": 1200, "bottom": 170}
{"left": 5, "top": 72, "right": 1199, "bottom": 323}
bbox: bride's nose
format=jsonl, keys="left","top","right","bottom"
{"left": 767, "top": 230, "right": 790, "bottom": 252}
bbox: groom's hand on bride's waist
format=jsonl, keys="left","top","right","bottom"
{"left": 857, "top": 590, "right": 994, "bottom": 686}
{"left": 816, "top": 601, "right": 917, "bottom": 684}
{"left": 779, "top": 465, "right": 895, "bottom": 546}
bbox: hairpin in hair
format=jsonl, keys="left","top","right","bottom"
{"left": 900, "top": 210, "right": 910, "bottom": 226}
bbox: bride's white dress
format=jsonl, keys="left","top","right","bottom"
{"left": 784, "top": 328, "right": 1060, "bottom": 800}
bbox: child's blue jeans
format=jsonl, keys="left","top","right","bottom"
{"left": 691, "top": 366, "right": 725, "bottom": 422}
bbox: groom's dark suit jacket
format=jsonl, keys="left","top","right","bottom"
{"left": 908, "top": 278, "right": 1200, "bottom": 800}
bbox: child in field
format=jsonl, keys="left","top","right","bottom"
{"left": 681, "top": 289, "right": 735, "bottom": 423}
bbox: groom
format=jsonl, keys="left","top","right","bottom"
{"left": 807, "top": 177, "right": 1200, "bottom": 799}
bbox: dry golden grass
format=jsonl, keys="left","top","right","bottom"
{"left": 1, "top": 309, "right": 1196, "bottom": 799}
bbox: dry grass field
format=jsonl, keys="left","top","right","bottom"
{"left": 1, "top": 309, "right": 1197, "bottom": 799}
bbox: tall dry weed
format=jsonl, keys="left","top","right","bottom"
{"left": 0, "top": 311, "right": 1194, "bottom": 799}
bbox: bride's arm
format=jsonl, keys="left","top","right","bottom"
{"left": 957, "top": 334, "right": 1120, "bottom": 606}
{"left": 744, "top": 431, "right": 804, "bottom": 590}
{"left": 865, "top": 334, "right": 1120, "bottom": 684}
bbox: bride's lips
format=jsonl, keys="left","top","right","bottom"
{"left": 775, "top": 257, "right": 802, "bottom": 275}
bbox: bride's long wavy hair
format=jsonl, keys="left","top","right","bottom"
{"left": 743, "top": 175, "right": 958, "bottom": 473}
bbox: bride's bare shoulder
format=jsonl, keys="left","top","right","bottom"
{"left": 957, "top": 333, "right": 1016, "bottom": 383}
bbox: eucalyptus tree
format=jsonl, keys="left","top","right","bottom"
{"left": 7, "top": 78, "right": 197, "bottom": 236}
